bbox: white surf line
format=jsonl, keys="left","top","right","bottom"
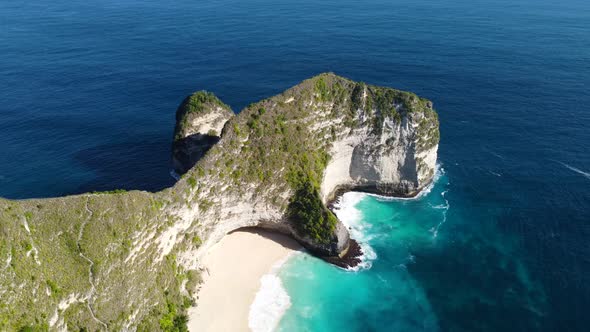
{"left": 248, "top": 251, "right": 299, "bottom": 332}
{"left": 431, "top": 189, "right": 450, "bottom": 239}
{"left": 558, "top": 161, "right": 590, "bottom": 180}
{"left": 333, "top": 192, "right": 377, "bottom": 271}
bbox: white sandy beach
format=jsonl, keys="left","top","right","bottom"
{"left": 188, "top": 229, "right": 301, "bottom": 332}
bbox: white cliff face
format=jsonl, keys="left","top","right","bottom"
{"left": 321, "top": 104, "right": 438, "bottom": 201}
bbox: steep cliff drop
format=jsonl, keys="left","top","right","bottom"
{"left": 0, "top": 73, "right": 438, "bottom": 330}
{"left": 172, "top": 73, "right": 439, "bottom": 267}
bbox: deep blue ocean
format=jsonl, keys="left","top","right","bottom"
{"left": 1, "top": 0, "right": 589, "bottom": 330}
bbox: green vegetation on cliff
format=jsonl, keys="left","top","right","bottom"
{"left": 288, "top": 181, "right": 337, "bottom": 244}
{"left": 0, "top": 193, "right": 200, "bottom": 331}
{"left": 174, "top": 91, "right": 232, "bottom": 141}
{"left": 285, "top": 146, "right": 336, "bottom": 244}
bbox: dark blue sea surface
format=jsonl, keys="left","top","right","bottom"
{"left": 1, "top": 0, "right": 589, "bottom": 330}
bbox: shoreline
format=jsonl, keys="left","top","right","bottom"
{"left": 187, "top": 229, "right": 301, "bottom": 332}
{"left": 187, "top": 178, "right": 442, "bottom": 331}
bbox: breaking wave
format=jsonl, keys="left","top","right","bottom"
{"left": 248, "top": 253, "right": 297, "bottom": 332}
{"left": 333, "top": 192, "right": 377, "bottom": 271}
{"left": 430, "top": 189, "right": 450, "bottom": 238}
{"left": 559, "top": 161, "right": 590, "bottom": 180}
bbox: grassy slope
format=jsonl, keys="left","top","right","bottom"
{"left": 0, "top": 191, "right": 200, "bottom": 331}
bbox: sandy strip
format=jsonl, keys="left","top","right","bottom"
{"left": 188, "top": 229, "right": 301, "bottom": 332}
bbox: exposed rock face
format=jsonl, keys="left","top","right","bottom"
{"left": 174, "top": 74, "right": 439, "bottom": 260}
{"left": 172, "top": 91, "right": 234, "bottom": 175}
{"left": 320, "top": 94, "right": 438, "bottom": 202}
{"left": 0, "top": 73, "right": 438, "bottom": 330}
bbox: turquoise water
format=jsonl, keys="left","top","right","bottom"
{"left": 277, "top": 168, "right": 547, "bottom": 331}
{"left": 1, "top": 0, "right": 589, "bottom": 330}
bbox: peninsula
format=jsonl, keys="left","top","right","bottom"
{"left": 0, "top": 73, "right": 439, "bottom": 331}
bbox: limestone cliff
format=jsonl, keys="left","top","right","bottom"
{"left": 0, "top": 73, "right": 438, "bottom": 331}
{"left": 172, "top": 91, "right": 234, "bottom": 175}
{"left": 174, "top": 73, "right": 439, "bottom": 259}
{"left": 320, "top": 83, "right": 438, "bottom": 201}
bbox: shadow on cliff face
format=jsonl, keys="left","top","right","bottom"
{"left": 69, "top": 138, "right": 176, "bottom": 195}
{"left": 229, "top": 227, "right": 303, "bottom": 251}
{"left": 172, "top": 133, "right": 220, "bottom": 175}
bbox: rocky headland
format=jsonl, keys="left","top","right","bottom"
{"left": 0, "top": 73, "right": 438, "bottom": 331}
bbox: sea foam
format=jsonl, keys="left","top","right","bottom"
{"left": 559, "top": 161, "right": 590, "bottom": 180}
{"left": 430, "top": 189, "right": 450, "bottom": 238}
{"left": 333, "top": 192, "right": 377, "bottom": 271}
{"left": 248, "top": 252, "right": 298, "bottom": 332}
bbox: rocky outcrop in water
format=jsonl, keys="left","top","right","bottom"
{"left": 0, "top": 73, "right": 438, "bottom": 330}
